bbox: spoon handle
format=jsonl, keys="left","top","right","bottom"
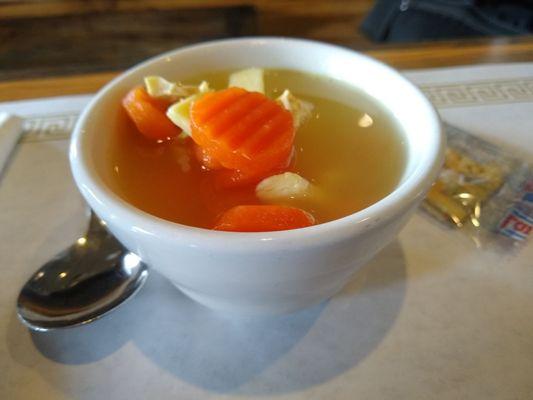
{"left": 88, "top": 211, "right": 111, "bottom": 235}
{"left": 0, "top": 114, "right": 23, "bottom": 178}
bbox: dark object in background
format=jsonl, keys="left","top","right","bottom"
{"left": 362, "top": 0, "right": 533, "bottom": 42}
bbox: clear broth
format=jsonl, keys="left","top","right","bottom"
{"left": 108, "top": 69, "right": 406, "bottom": 228}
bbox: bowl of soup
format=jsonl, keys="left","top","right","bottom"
{"left": 70, "top": 38, "right": 444, "bottom": 314}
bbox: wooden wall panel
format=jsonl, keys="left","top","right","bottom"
{"left": 0, "top": 0, "right": 375, "bottom": 80}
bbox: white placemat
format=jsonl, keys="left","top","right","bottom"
{"left": 1, "top": 63, "right": 532, "bottom": 400}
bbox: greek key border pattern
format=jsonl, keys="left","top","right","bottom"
{"left": 22, "top": 113, "right": 78, "bottom": 143}
{"left": 19, "top": 77, "right": 533, "bottom": 142}
{"left": 419, "top": 78, "right": 533, "bottom": 108}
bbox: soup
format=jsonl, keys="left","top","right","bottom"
{"left": 109, "top": 69, "right": 406, "bottom": 231}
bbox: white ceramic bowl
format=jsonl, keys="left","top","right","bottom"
{"left": 70, "top": 38, "right": 444, "bottom": 314}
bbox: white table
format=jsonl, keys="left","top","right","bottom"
{"left": 1, "top": 63, "right": 532, "bottom": 400}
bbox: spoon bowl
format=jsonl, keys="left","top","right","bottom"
{"left": 17, "top": 212, "right": 149, "bottom": 331}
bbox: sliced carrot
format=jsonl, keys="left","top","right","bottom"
{"left": 213, "top": 146, "right": 295, "bottom": 189}
{"left": 193, "top": 143, "right": 223, "bottom": 171}
{"left": 213, "top": 164, "right": 283, "bottom": 189}
{"left": 190, "top": 87, "right": 295, "bottom": 174}
{"left": 213, "top": 168, "right": 275, "bottom": 190}
{"left": 122, "top": 86, "right": 182, "bottom": 140}
{"left": 213, "top": 205, "right": 315, "bottom": 232}
{"left": 197, "top": 144, "right": 293, "bottom": 188}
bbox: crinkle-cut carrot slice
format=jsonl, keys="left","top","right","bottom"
{"left": 190, "top": 87, "right": 295, "bottom": 173}
{"left": 213, "top": 167, "right": 278, "bottom": 190}
{"left": 213, "top": 205, "right": 315, "bottom": 232}
{"left": 122, "top": 86, "right": 182, "bottom": 140}
{"left": 193, "top": 143, "right": 223, "bottom": 170}
{"left": 197, "top": 142, "right": 293, "bottom": 188}
{"left": 213, "top": 148, "right": 294, "bottom": 189}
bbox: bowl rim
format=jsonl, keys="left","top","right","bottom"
{"left": 70, "top": 36, "right": 444, "bottom": 249}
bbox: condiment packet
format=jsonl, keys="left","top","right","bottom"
{"left": 422, "top": 123, "right": 533, "bottom": 249}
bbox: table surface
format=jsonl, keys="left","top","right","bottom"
{"left": 1, "top": 35, "right": 533, "bottom": 102}
{"left": 2, "top": 35, "right": 533, "bottom": 400}
{"left": 2, "top": 62, "right": 533, "bottom": 400}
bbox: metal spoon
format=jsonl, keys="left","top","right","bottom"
{"left": 17, "top": 212, "right": 149, "bottom": 331}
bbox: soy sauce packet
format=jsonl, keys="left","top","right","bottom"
{"left": 422, "top": 123, "right": 533, "bottom": 249}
